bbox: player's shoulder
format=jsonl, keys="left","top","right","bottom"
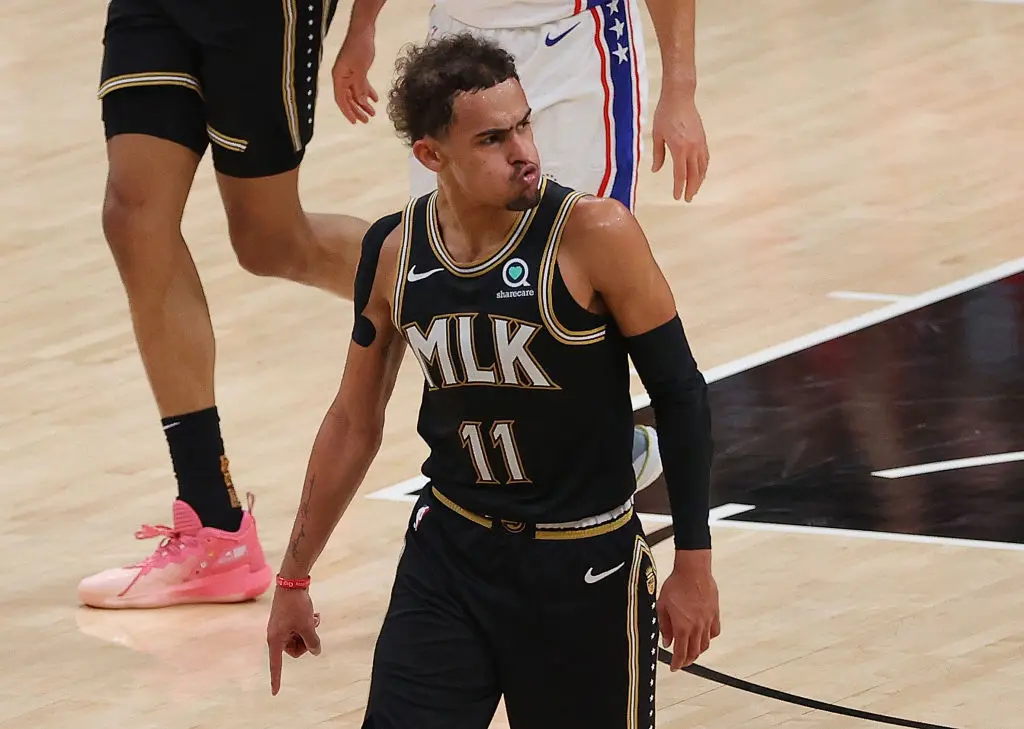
{"left": 360, "top": 210, "right": 407, "bottom": 272}
{"left": 363, "top": 210, "right": 404, "bottom": 255}
{"left": 565, "top": 194, "right": 633, "bottom": 229}
{"left": 557, "top": 191, "right": 642, "bottom": 255}
{"left": 354, "top": 210, "right": 405, "bottom": 312}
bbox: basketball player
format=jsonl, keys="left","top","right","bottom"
{"left": 266, "top": 34, "right": 719, "bottom": 727}
{"left": 332, "top": 0, "right": 708, "bottom": 498}
{"left": 77, "top": 0, "right": 372, "bottom": 608}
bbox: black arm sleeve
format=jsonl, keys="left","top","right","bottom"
{"left": 351, "top": 211, "right": 403, "bottom": 348}
{"left": 626, "top": 314, "right": 714, "bottom": 550}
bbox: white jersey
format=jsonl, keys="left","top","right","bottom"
{"left": 432, "top": 0, "right": 595, "bottom": 29}
{"left": 413, "top": 0, "right": 648, "bottom": 211}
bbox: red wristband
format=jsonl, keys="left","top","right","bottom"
{"left": 276, "top": 574, "right": 311, "bottom": 590}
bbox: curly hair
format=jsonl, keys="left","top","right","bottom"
{"left": 387, "top": 32, "right": 520, "bottom": 146}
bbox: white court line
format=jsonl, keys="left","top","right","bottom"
{"left": 640, "top": 503, "right": 756, "bottom": 525}
{"left": 366, "top": 475, "right": 427, "bottom": 502}
{"left": 631, "top": 255, "right": 1024, "bottom": 410}
{"left": 827, "top": 290, "right": 909, "bottom": 303}
{"left": 710, "top": 519, "right": 1024, "bottom": 553}
{"left": 872, "top": 451, "right": 1024, "bottom": 479}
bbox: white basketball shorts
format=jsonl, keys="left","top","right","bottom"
{"left": 408, "top": 0, "right": 649, "bottom": 211}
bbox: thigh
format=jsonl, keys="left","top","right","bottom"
{"left": 194, "top": 0, "right": 339, "bottom": 178}
{"left": 502, "top": 518, "right": 659, "bottom": 729}
{"left": 99, "top": 0, "right": 208, "bottom": 155}
{"left": 363, "top": 502, "right": 501, "bottom": 729}
{"left": 520, "top": 0, "right": 648, "bottom": 211}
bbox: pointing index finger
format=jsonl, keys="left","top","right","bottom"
{"left": 269, "top": 641, "right": 284, "bottom": 695}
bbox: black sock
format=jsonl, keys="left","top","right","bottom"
{"left": 162, "top": 406, "right": 243, "bottom": 532}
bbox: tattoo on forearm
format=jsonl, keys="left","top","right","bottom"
{"left": 288, "top": 475, "right": 315, "bottom": 561}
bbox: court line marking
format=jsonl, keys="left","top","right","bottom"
{"left": 640, "top": 502, "right": 755, "bottom": 525}
{"left": 631, "top": 255, "right": 1024, "bottom": 410}
{"left": 872, "top": 451, "right": 1024, "bottom": 479}
{"left": 827, "top": 290, "right": 910, "bottom": 303}
{"left": 710, "top": 519, "right": 1024, "bottom": 552}
{"left": 366, "top": 475, "right": 426, "bottom": 502}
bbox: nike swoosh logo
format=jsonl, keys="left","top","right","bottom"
{"left": 407, "top": 266, "right": 444, "bottom": 283}
{"left": 584, "top": 562, "right": 625, "bottom": 584}
{"left": 544, "top": 22, "right": 580, "bottom": 47}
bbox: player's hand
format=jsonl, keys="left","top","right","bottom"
{"left": 332, "top": 27, "right": 378, "bottom": 124}
{"left": 656, "top": 550, "right": 720, "bottom": 671}
{"left": 650, "top": 90, "right": 709, "bottom": 202}
{"left": 267, "top": 586, "right": 322, "bottom": 696}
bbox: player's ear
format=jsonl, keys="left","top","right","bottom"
{"left": 412, "top": 138, "right": 443, "bottom": 175}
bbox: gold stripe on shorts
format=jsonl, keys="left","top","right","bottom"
{"left": 97, "top": 72, "right": 202, "bottom": 100}
{"left": 280, "top": 0, "right": 302, "bottom": 152}
{"left": 207, "top": 125, "right": 249, "bottom": 153}
{"left": 319, "top": 0, "right": 333, "bottom": 63}
{"left": 627, "top": 534, "right": 656, "bottom": 729}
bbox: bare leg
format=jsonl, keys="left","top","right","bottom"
{"left": 101, "top": 133, "right": 241, "bottom": 530}
{"left": 102, "top": 134, "right": 211, "bottom": 417}
{"left": 216, "top": 168, "right": 369, "bottom": 300}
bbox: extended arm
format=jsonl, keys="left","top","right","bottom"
{"left": 644, "top": 0, "right": 697, "bottom": 95}
{"left": 345, "top": 0, "right": 388, "bottom": 35}
{"left": 331, "top": 0, "right": 389, "bottom": 123}
{"left": 277, "top": 213, "right": 405, "bottom": 581}
{"left": 642, "top": 0, "right": 709, "bottom": 202}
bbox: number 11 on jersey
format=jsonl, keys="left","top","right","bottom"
{"left": 459, "top": 420, "right": 531, "bottom": 484}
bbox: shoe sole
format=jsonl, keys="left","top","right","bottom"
{"left": 80, "top": 564, "right": 273, "bottom": 610}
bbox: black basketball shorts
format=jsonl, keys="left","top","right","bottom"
{"left": 361, "top": 486, "right": 660, "bottom": 729}
{"left": 98, "top": 0, "right": 338, "bottom": 178}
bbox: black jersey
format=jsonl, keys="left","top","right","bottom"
{"left": 392, "top": 178, "right": 636, "bottom": 522}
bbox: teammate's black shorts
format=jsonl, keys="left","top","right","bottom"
{"left": 362, "top": 486, "right": 660, "bottom": 729}
{"left": 98, "top": 0, "right": 338, "bottom": 178}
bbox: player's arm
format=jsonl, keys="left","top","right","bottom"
{"left": 277, "top": 212, "right": 405, "bottom": 582}
{"left": 563, "top": 197, "right": 713, "bottom": 551}
{"left": 332, "top": 0, "right": 389, "bottom": 123}
{"left": 643, "top": 0, "right": 697, "bottom": 95}
{"left": 561, "top": 196, "right": 718, "bottom": 669}
{"left": 642, "top": 0, "right": 709, "bottom": 201}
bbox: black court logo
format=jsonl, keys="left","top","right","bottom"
{"left": 502, "top": 258, "right": 531, "bottom": 289}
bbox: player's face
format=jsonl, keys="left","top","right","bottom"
{"left": 433, "top": 78, "right": 542, "bottom": 211}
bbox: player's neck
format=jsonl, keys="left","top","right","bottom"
{"left": 434, "top": 186, "right": 522, "bottom": 264}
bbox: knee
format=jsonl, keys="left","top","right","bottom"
{"left": 101, "top": 180, "right": 167, "bottom": 275}
{"left": 226, "top": 211, "right": 308, "bottom": 280}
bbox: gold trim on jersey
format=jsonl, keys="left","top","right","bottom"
{"left": 281, "top": 0, "right": 303, "bottom": 152}
{"left": 539, "top": 191, "right": 607, "bottom": 346}
{"left": 424, "top": 177, "right": 547, "bottom": 277}
{"left": 391, "top": 197, "right": 418, "bottom": 331}
{"left": 97, "top": 72, "right": 202, "bottom": 100}
{"left": 430, "top": 486, "right": 633, "bottom": 540}
{"left": 207, "top": 125, "right": 249, "bottom": 153}
{"left": 627, "top": 534, "right": 656, "bottom": 729}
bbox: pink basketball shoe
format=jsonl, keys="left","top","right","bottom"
{"left": 78, "top": 493, "right": 273, "bottom": 609}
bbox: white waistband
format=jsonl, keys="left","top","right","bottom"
{"left": 535, "top": 496, "right": 634, "bottom": 530}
